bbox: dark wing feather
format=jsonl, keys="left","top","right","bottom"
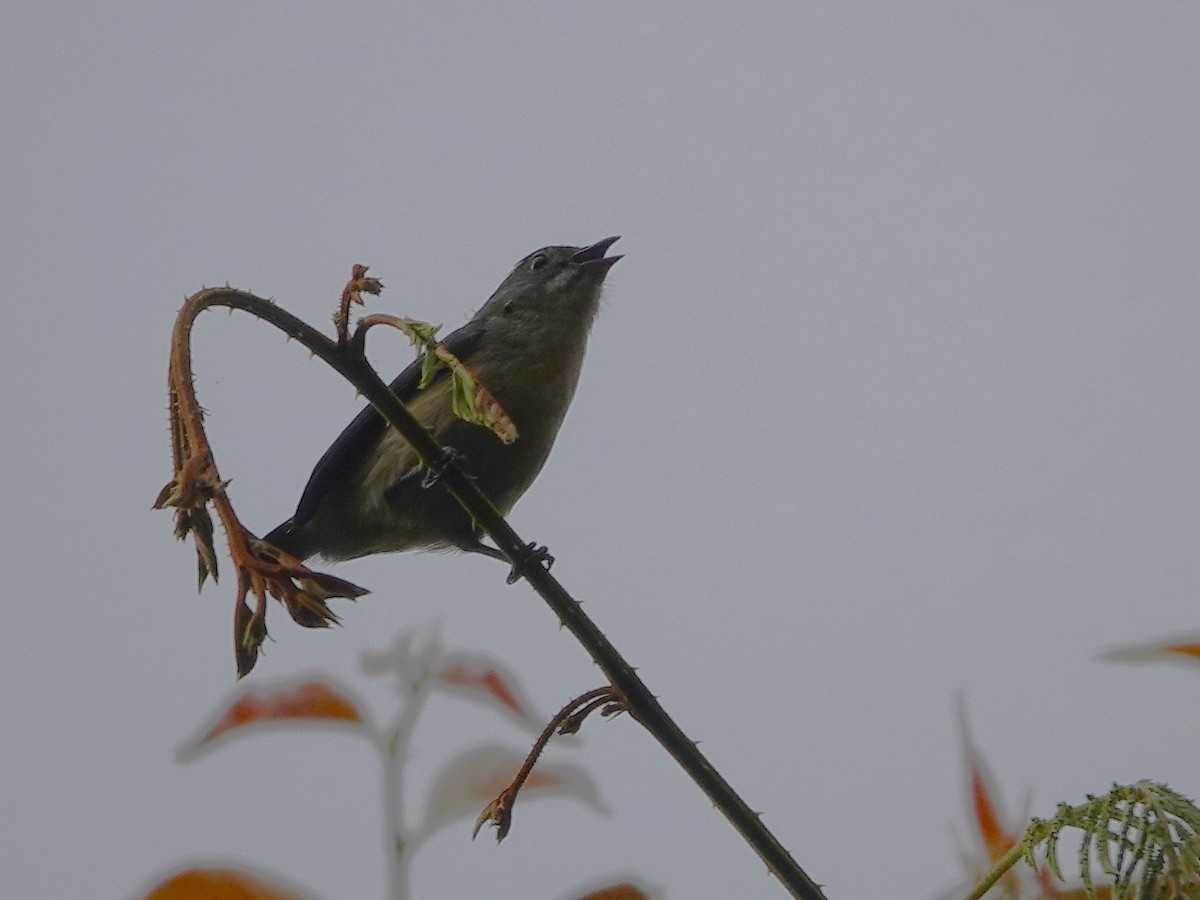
{"left": 290, "top": 322, "right": 486, "bottom": 528}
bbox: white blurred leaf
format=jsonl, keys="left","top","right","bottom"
{"left": 360, "top": 628, "right": 445, "bottom": 692}
{"left": 419, "top": 743, "right": 609, "bottom": 838}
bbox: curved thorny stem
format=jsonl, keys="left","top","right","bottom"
{"left": 155, "top": 269, "right": 382, "bottom": 676}
{"left": 335, "top": 263, "right": 381, "bottom": 346}
{"left": 474, "top": 686, "right": 623, "bottom": 842}
{"left": 155, "top": 267, "right": 828, "bottom": 899}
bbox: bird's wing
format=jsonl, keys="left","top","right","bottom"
{"left": 291, "top": 322, "right": 487, "bottom": 528}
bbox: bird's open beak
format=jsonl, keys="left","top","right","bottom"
{"left": 572, "top": 236, "right": 622, "bottom": 269}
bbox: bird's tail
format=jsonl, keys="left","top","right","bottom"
{"left": 261, "top": 518, "right": 314, "bottom": 562}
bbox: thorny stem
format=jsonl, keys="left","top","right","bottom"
{"left": 559, "top": 691, "right": 622, "bottom": 735}
{"left": 164, "top": 288, "right": 368, "bottom": 673}
{"left": 335, "top": 263, "right": 375, "bottom": 345}
{"left": 168, "top": 294, "right": 283, "bottom": 586}
{"left": 475, "top": 687, "right": 619, "bottom": 841}
{"left": 527, "top": 687, "right": 619, "bottom": 770}
{"left": 165, "top": 283, "right": 828, "bottom": 900}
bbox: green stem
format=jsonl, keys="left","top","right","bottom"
{"left": 963, "top": 843, "right": 1025, "bottom": 900}
{"left": 379, "top": 667, "right": 435, "bottom": 900}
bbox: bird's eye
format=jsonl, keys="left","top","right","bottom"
{"left": 529, "top": 254, "right": 548, "bottom": 272}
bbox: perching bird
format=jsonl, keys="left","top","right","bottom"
{"left": 263, "top": 236, "right": 621, "bottom": 567}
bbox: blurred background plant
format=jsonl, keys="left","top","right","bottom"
{"left": 947, "top": 639, "right": 1200, "bottom": 899}
{"left": 139, "top": 628, "right": 654, "bottom": 900}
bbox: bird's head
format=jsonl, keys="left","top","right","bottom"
{"left": 481, "top": 236, "right": 622, "bottom": 322}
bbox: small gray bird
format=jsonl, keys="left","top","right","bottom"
{"left": 263, "top": 236, "right": 621, "bottom": 566}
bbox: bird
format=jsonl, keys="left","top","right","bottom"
{"left": 262, "top": 236, "right": 621, "bottom": 571}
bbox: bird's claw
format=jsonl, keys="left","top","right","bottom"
{"left": 507, "top": 542, "right": 554, "bottom": 585}
{"left": 421, "top": 446, "right": 467, "bottom": 489}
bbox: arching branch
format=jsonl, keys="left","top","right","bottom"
{"left": 155, "top": 266, "right": 828, "bottom": 899}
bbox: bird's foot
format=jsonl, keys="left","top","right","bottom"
{"left": 420, "top": 446, "right": 468, "bottom": 489}
{"left": 507, "top": 542, "right": 555, "bottom": 585}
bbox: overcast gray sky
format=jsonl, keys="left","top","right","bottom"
{"left": 4, "top": 3, "right": 1200, "bottom": 898}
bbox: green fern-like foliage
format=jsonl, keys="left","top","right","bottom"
{"left": 1022, "top": 781, "right": 1200, "bottom": 898}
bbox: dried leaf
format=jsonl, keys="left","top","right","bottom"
{"left": 152, "top": 480, "right": 179, "bottom": 510}
{"left": 223, "top": 540, "right": 367, "bottom": 673}
{"left": 233, "top": 594, "right": 265, "bottom": 679}
{"left": 474, "top": 792, "right": 512, "bottom": 841}
{"left": 295, "top": 570, "right": 370, "bottom": 603}
{"left": 341, "top": 263, "right": 383, "bottom": 308}
{"left": 279, "top": 593, "right": 338, "bottom": 629}
{"left": 155, "top": 453, "right": 225, "bottom": 589}
{"left": 469, "top": 382, "right": 518, "bottom": 444}
{"left": 188, "top": 509, "right": 218, "bottom": 588}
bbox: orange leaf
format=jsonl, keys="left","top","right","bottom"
{"left": 1099, "top": 636, "right": 1200, "bottom": 670}
{"left": 957, "top": 697, "right": 1018, "bottom": 862}
{"left": 574, "top": 884, "right": 651, "bottom": 900}
{"left": 144, "top": 867, "right": 304, "bottom": 900}
{"left": 970, "top": 760, "right": 1013, "bottom": 860}
{"left": 178, "top": 678, "right": 367, "bottom": 759}
{"left": 436, "top": 652, "right": 545, "bottom": 733}
{"left": 439, "top": 662, "right": 522, "bottom": 714}
{"left": 1164, "top": 643, "right": 1200, "bottom": 660}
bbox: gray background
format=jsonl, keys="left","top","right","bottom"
{"left": 3, "top": 3, "right": 1199, "bottom": 898}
